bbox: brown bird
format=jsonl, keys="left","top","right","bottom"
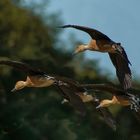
{"left": 60, "top": 25, "right": 132, "bottom": 91}
{"left": 54, "top": 76, "right": 117, "bottom": 130}
{"left": 0, "top": 60, "right": 86, "bottom": 116}
{"left": 0, "top": 60, "right": 116, "bottom": 130}
{"left": 80, "top": 83, "right": 140, "bottom": 113}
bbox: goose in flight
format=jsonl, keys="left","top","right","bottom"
{"left": 80, "top": 83, "right": 140, "bottom": 113}
{"left": 0, "top": 60, "right": 116, "bottom": 129}
{"left": 0, "top": 60, "right": 86, "bottom": 116}
{"left": 60, "top": 25, "right": 132, "bottom": 91}
{"left": 54, "top": 76, "right": 116, "bottom": 130}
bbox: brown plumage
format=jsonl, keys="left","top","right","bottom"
{"left": 0, "top": 60, "right": 85, "bottom": 115}
{"left": 0, "top": 60, "right": 116, "bottom": 129}
{"left": 60, "top": 25, "right": 132, "bottom": 90}
{"left": 0, "top": 60, "right": 56, "bottom": 91}
{"left": 54, "top": 77, "right": 116, "bottom": 130}
{"left": 80, "top": 83, "right": 140, "bottom": 120}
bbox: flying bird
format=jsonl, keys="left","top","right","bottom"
{"left": 80, "top": 83, "right": 140, "bottom": 114}
{"left": 54, "top": 76, "right": 116, "bottom": 130}
{"left": 0, "top": 60, "right": 85, "bottom": 116}
{"left": 0, "top": 60, "right": 116, "bottom": 129}
{"left": 60, "top": 25, "right": 132, "bottom": 91}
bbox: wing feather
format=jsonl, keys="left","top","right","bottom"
{"left": 0, "top": 60, "right": 45, "bottom": 75}
{"left": 109, "top": 51, "right": 131, "bottom": 90}
{"left": 60, "top": 25, "right": 111, "bottom": 41}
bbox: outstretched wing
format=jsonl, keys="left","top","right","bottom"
{"left": 59, "top": 25, "right": 111, "bottom": 41}
{"left": 109, "top": 49, "right": 132, "bottom": 90}
{"left": 94, "top": 101, "right": 116, "bottom": 130}
{"left": 0, "top": 60, "right": 45, "bottom": 76}
{"left": 79, "top": 83, "right": 128, "bottom": 97}
{"left": 54, "top": 75, "right": 80, "bottom": 87}
{"left": 98, "top": 107, "right": 116, "bottom": 130}
{"left": 58, "top": 85, "right": 87, "bottom": 117}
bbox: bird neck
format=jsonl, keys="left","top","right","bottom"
{"left": 111, "top": 96, "right": 119, "bottom": 104}
{"left": 25, "top": 76, "right": 34, "bottom": 87}
{"left": 103, "top": 99, "right": 114, "bottom": 106}
{"left": 79, "top": 44, "right": 89, "bottom": 51}
{"left": 100, "top": 96, "right": 117, "bottom": 107}
{"left": 24, "top": 81, "right": 30, "bottom": 86}
{"left": 83, "top": 44, "right": 90, "bottom": 50}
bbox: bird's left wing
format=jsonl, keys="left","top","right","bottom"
{"left": 59, "top": 25, "right": 111, "bottom": 41}
{"left": 0, "top": 60, "right": 45, "bottom": 76}
{"left": 79, "top": 83, "right": 125, "bottom": 95}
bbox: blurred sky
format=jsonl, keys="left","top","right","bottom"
{"left": 48, "top": 0, "right": 140, "bottom": 77}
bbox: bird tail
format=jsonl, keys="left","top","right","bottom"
{"left": 127, "top": 91, "right": 140, "bottom": 122}
{"left": 127, "top": 93, "right": 140, "bottom": 112}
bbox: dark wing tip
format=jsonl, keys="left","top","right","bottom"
{"left": 0, "top": 60, "right": 31, "bottom": 72}
{"left": 0, "top": 60, "right": 24, "bottom": 66}
{"left": 0, "top": 60, "right": 44, "bottom": 75}
{"left": 58, "top": 25, "right": 75, "bottom": 28}
{"left": 109, "top": 51, "right": 132, "bottom": 90}
{"left": 59, "top": 24, "right": 111, "bottom": 41}
{"left": 121, "top": 47, "right": 132, "bottom": 66}
{"left": 124, "top": 74, "right": 132, "bottom": 90}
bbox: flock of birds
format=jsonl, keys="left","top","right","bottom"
{"left": 0, "top": 25, "right": 140, "bottom": 130}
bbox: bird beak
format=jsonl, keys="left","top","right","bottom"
{"left": 96, "top": 104, "right": 102, "bottom": 109}
{"left": 11, "top": 88, "right": 16, "bottom": 92}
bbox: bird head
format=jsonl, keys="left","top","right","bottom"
{"left": 11, "top": 81, "right": 26, "bottom": 92}
{"left": 73, "top": 45, "right": 87, "bottom": 55}
{"left": 96, "top": 99, "right": 112, "bottom": 109}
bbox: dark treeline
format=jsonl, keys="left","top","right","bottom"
{"left": 0, "top": 0, "right": 139, "bottom": 140}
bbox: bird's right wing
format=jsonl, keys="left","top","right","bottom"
{"left": 99, "top": 107, "right": 116, "bottom": 130}
{"left": 59, "top": 25, "right": 111, "bottom": 41}
{"left": 108, "top": 52, "right": 132, "bottom": 90}
{"left": 79, "top": 83, "right": 125, "bottom": 96}
{"left": 54, "top": 76, "right": 80, "bottom": 87}
{"left": 0, "top": 60, "right": 45, "bottom": 76}
{"left": 95, "top": 102, "right": 117, "bottom": 130}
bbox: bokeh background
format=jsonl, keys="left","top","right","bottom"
{"left": 0, "top": 0, "right": 140, "bottom": 140}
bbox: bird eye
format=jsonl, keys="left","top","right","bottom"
{"left": 112, "top": 44, "right": 117, "bottom": 49}
{"left": 117, "top": 43, "right": 121, "bottom": 46}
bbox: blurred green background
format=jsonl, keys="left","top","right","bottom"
{"left": 0, "top": 1, "right": 140, "bottom": 140}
